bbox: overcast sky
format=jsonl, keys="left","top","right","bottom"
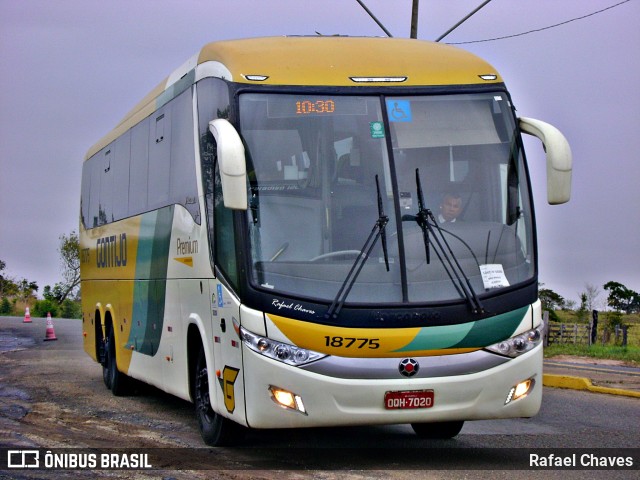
{"left": 0, "top": 0, "right": 638, "bottom": 305}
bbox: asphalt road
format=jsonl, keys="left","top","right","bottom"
{"left": 1, "top": 316, "right": 638, "bottom": 479}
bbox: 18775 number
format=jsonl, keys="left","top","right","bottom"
{"left": 324, "top": 336, "right": 380, "bottom": 349}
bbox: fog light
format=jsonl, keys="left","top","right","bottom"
{"left": 505, "top": 378, "right": 535, "bottom": 405}
{"left": 269, "top": 386, "right": 307, "bottom": 415}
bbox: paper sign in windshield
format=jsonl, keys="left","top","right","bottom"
{"left": 480, "top": 264, "right": 510, "bottom": 290}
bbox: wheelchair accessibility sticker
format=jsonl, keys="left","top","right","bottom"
{"left": 387, "top": 100, "right": 412, "bottom": 122}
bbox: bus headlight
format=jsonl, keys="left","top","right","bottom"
{"left": 485, "top": 323, "right": 544, "bottom": 358}
{"left": 239, "top": 325, "right": 326, "bottom": 367}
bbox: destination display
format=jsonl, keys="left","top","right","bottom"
{"left": 267, "top": 95, "right": 369, "bottom": 118}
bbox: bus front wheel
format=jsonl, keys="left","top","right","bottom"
{"left": 411, "top": 421, "right": 464, "bottom": 439}
{"left": 194, "top": 347, "right": 244, "bottom": 446}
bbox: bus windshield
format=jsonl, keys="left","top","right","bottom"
{"left": 239, "top": 92, "right": 534, "bottom": 305}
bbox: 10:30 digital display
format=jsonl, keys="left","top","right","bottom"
{"left": 295, "top": 99, "right": 335, "bottom": 114}
{"left": 265, "top": 95, "right": 368, "bottom": 118}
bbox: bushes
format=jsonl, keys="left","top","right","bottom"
{"left": 0, "top": 297, "right": 13, "bottom": 315}
{"left": 32, "top": 299, "right": 81, "bottom": 319}
{"left": 33, "top": 299, "right": 59, "bottom": 318}
{"left": 0, "top": 297, "right": 81, "bottom": 319}
{"left": 60, "top": 299, "right": 82, "bottom": 319}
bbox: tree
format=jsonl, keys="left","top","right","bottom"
{"left": 53, "top": 231, "right": 80, "bottom": 303}
{"left": 576, "top": 292, "right": 589, "bottom": 322}
{"left": 17, "top": 278, "right": 39, "bottom": 302}
{"left": 539, "top": 284, "right": 565, "bottom": 312}
{"left": 603, "top": 281, "right": 640, "bottom": 314}
{"left": 0, "top": 259, "right": 11, "bottom": 297}
{"left": 583, "top": 283, "right": 601, "bottom": 311}
{"left": 576, "top": 283, "right": 601, "bottom": 322}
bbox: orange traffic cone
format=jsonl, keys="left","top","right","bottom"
{"left": 43, "top": 312, "right": 58, "bottom": 341}
{"left": 23, "top": 307, "right": 32, "bottom": 323}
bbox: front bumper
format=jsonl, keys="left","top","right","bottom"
{"left": 242, "top": 344, "right": 542, "bottom": 429}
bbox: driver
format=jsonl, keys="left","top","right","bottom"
{"left": 437, "top": 193, "right": 462, "bottom": 223}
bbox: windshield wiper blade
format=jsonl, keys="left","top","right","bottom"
{"left": 377, "top": 175, "right": 391, "bottom": 272}
{"left": 414, "top": 168, "right": 431, "bottom": 264}
{"left": 413, "top": 169, "right": 485, "bottom": 314}
{"left": 325, "top": 175, "right": 389, "bottom": 320}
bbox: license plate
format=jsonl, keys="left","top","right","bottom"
{"left": 384, "top": 390, "right": 434, "bottom": 410}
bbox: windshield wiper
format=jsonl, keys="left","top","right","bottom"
{"left": 325, "top": 175, "right": 389, "bottom": 320}
{"left": 409, "top": 168, "right": 485, "bottom": 314}
{"left": 414, "top": 168, "right": 431, "bottom": 264}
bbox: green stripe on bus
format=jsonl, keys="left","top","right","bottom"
{"left": 128, "top": 206, "right": 174, "bottom": 356}
{"left": 394, "top": 306, "right": 529, "bottom": 352}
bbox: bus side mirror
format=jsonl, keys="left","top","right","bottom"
{"left": 519, "top": 117, "right": 572, "bottom": 205}
{"left": 208, "top": 119, "right": 248, "bottom": 210}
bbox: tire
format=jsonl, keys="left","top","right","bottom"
{"left": 101, "top": 330, "right": 111, "bottom": 390}
{"left": 104, "top": 326, "right": 130, "bottom": 396}
{"left": 411, "top": 420, "right": 464, "bottom": 439}
{"left": 194, "top": 347, "right": 244, "bottom": 446}
{"left": 102, "top": 359, "right": 111, "bottom": 390}
{"left": 97, "top": 319, "right": 110, "bottom": 390}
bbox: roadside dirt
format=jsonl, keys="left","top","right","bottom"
{"left": 0, "top": 318, "right": 411, "bottom": 479}
{"left": 548, "top": 354, "right": 634, "bottom": 367}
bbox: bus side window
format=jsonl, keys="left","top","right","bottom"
{"left": 170, "top": 88, "right": 199, "bottom": 223}
{"left": 80, "top": 161, "right": 91, "bottom": 228}
{"left": 129, "top": 119, "right": 149, "bottom": 216}
{"left": 113, "top": 132, "right": 131, "bottom": 221}
{"left": 214, "top": 163, "right": 239, "bottom": 289}
{"left": 148, "top": 106, "right": 172, "bottom": 208}
{"left": 89, "top": 151, "right": 101, "bottom": 227}
{"left": 196, "top": 77, "right": 232, "bottom": 276}
{"left": 99, "top": 148, "right": 114, "bottom": 224}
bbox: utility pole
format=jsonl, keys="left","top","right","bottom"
{"left": 410, "top": 0, "right": 420, "bottom": 39}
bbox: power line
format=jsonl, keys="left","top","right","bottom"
{"left": 446, "top": 0, "right": 632, "bottom": 45}
{"left": 355, "top": 0, "right": 393, "bottom": 37}
{"left": 436, "top": 0, "right": 493, "bottom": 42}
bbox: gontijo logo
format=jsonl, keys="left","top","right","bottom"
{"left": 96, "top": 233, "right": 127, "bottom": 268}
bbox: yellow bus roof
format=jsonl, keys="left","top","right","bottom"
{"left": 86, "top": 37, "right": 502, "bottom": 160}
{"left": 198, "top": 36, "right": 501, "bottom": 86}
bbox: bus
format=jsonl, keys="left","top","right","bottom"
{"left": 80, "top": 36, "right": 572, "bottom": 445}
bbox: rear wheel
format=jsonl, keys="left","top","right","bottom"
{"left": 96, "top": 316, "right": 110, "bottom": 389}
{"left": 104, "top": 325, "right": 130, "bottom": 396}
{"left": 411, "top": 421, "right": 464, "bottom": 439}
{"left": 194, "top": 346, "right": 244, "bottom": 446}
{"left": 102, "top": 358, "right": 111, "bottom": 390}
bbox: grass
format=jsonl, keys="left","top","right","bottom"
{"left": 544, "top": 343, "right": 640, "bottom": 365}
{"left": 543, "top": 310, "right": 640, "bottom": 365}
{"left": 554, "top": 309, "right": 640, "bottom": 325}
